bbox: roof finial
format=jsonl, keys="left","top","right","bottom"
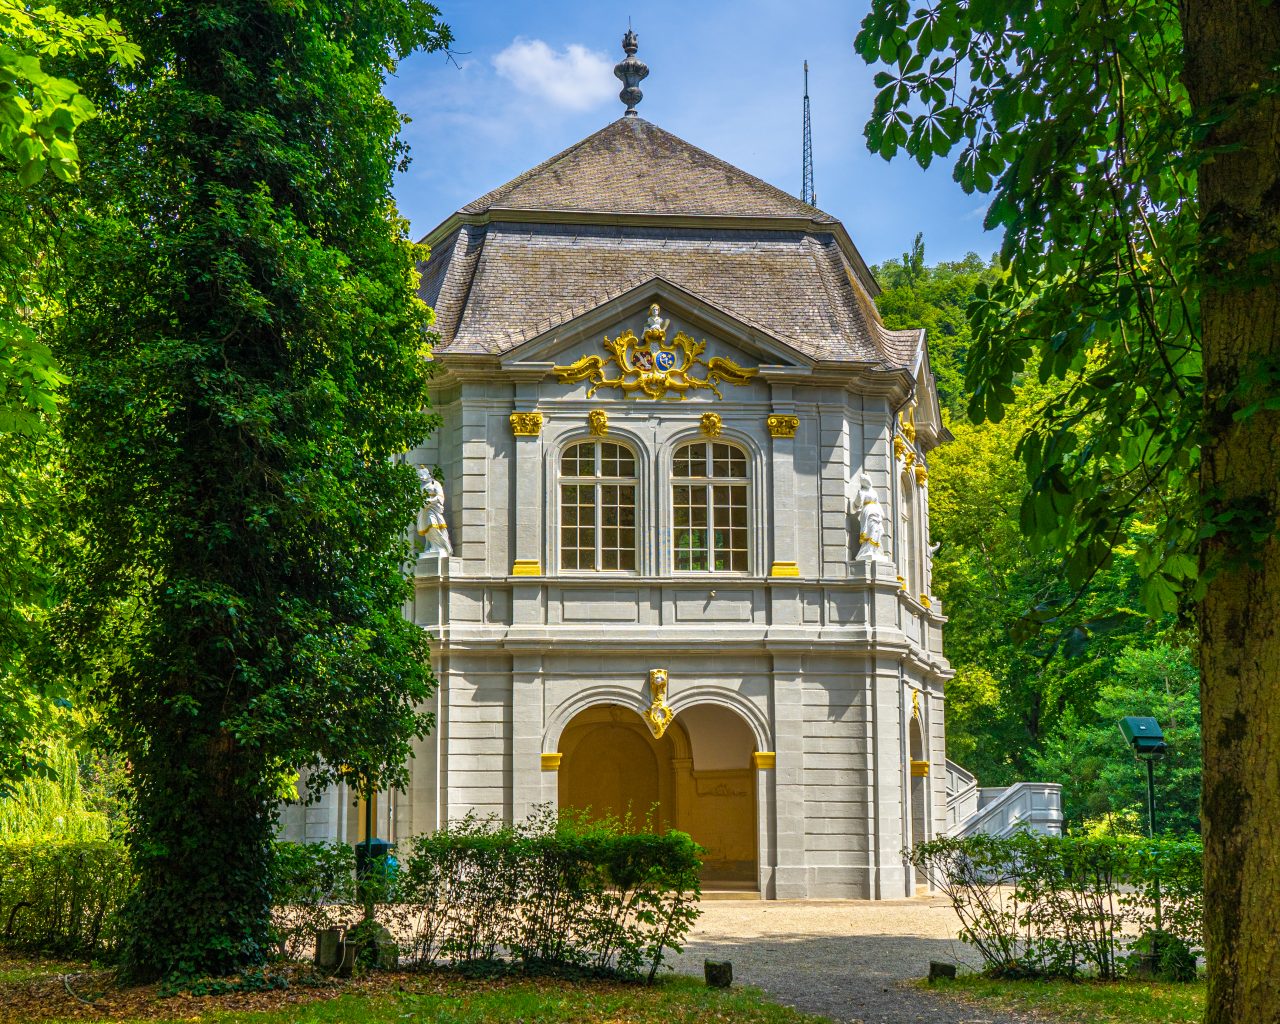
{"left": 614, "top": 26, "right": 648, "bottom": 117}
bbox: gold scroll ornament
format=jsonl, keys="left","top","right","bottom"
{"left": 553, "top": 304, "right": 757, "bottom": 401}
{"left": 643, "top": 668, "right": 674, "bottom": 739}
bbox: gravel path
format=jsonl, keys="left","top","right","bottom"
{"left": 668, "top": 897, "right": 1036, "bottom": 1024}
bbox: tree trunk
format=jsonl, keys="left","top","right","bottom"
{"left": 1181, "top": 2, "right": 1280, "bottom": 1021}
{"left": 121, "top": 731, "right": 274, "bottom": 982}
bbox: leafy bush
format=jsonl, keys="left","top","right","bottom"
{"left": 394, "top": 808, "right": 702, "bottom": 981}
{"left": 268, "top": 841, "right": 360, "bottom": 961}
{"left": 0, "top": 742, "right": 113, "bottom": 842}
{"left": 0, "top": 840, "right": 133, "bottom": 955}
{"left": 911, "top": 833, "right": 1202, "bottom": 980}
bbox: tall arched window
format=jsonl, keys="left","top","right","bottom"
{"left": 672, "top": 440, "right": 749, "bottom": 572}
{"left": 560, "top": 440, "right": 637, "bottom": 571}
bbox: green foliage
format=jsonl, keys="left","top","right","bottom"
{"left": 268, "top": 842, "right": 359, "bottom": 962}
{"left": 395, "top": 809, "right": 703, "bottom": 982}
{"left": 47, "top": 0, "right": 451, "bottom": 981}
{"left": 0, "top": 738, "right": 110, "bottom": 841}
{"left": 0, "top": 839, "right": 132, "bottom": 955}
{"left": 1034, "top": 643, "right": 1201, "bottom": 835}
{"left": 0, "top": 3, "right": 135, "bottom": 800}
{"left": 912, "top": 833, "right": 1202, "bottom": 980}
{"left": 855, "top": 0, "right": 1215, "bottom": 617}
{"left": 872, "top": 235, "right": 997, "bottom": 418}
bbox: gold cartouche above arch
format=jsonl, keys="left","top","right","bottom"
{"left": 643, "top": 668, "right": 674, "bottom": 739}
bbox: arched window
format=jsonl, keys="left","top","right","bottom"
{"left": 560, "top": 440, "right": 637, "bottom": 571}
{"left": 672, "top": 440, "right": 748, "bottom": 572}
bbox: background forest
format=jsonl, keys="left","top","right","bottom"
{"left": 875, "top": 237, "right": 1201, "bottom": 836}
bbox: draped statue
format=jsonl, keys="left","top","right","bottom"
{"left": 417, "top": 466, "right": 453, "bottom": 557}
{"left": 852, "top": 471, "right": 888, "bottom": 562}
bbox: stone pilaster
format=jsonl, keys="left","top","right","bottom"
{"left": 771, "top": 653, "right": 808, "bottom": 898}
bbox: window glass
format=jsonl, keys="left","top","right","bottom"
{"left": 671, "top": 440, "right": 749, "bottom": 573}
{"left": 560, "top": 441, "right": 637, "bottom": 571}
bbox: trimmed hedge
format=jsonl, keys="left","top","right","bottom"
{"left": 0, "top": 841, "right": 133, "bottom": 955}
{"left": 392, "top": 809, "right": 703, "bottom": 980}
{"left": 911, "top": 833, "right": 1202, "bottom": 980}
{"left": 1, "top": 810, "right": 702, "bottom": 981}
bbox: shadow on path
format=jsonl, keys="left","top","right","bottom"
{"left": 671, "top": 931, "right": 1036, "bottom": 1024}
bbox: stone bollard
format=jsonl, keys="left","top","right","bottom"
{"left": 315, "top": 928, "right": 344, "bottom": 969}
{"left": 704, "top": 959, "right": 733, "bottom": 988}
{"left": 928, "top": 961, "right": 957, "bottom": 982}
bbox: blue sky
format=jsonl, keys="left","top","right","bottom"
{"left": 385, "top": 0, "right": 997, "bottom": 270}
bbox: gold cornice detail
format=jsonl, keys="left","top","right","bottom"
{"left": 767, "top": 414, "right": 799, "bottom": 438}
{"left": 770, "top": 561, "right": 800, "bottom": 578}
{"left": 541, "top": 753, "right": 562, "bottom": 772}
{"left": 914, "top": 463, "right": 928, "bottom": 486}
{"left": 510, "top": 411, "right": 543, "bottom": 436}
{"left": 752, "top": 752, "right": 777, "bottom": 770}
{"left": 512, "top": 559, "right": 541, "bottom": 576}
{"left": 911, "top": 759, "right": 930, "bottom": 777}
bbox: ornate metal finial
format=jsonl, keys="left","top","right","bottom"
{"left": 614, "top": 28, "right": 648, "bottom": 116}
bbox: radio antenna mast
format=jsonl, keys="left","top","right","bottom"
{"left": 802, "top": 60, "right": 816, "bottom": 206}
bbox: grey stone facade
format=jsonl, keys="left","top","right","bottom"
{"left": 279, "top": 115, "right": 957, "bottom": 899}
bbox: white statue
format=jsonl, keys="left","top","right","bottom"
{"left": 852, "top": 471, "right": 888, "bottom": 562}
{"left": 644, "top": 303, "right": 670, "bottom": 337}
{"left": 417, "top": 466, "right": 453, "bottom": 557}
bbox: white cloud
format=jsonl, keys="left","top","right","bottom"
{"left": 492, "top": 38, "right": 615, "bottom": 112}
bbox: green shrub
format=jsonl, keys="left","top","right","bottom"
{"left": 0, "top": 840, "right": 133, "bottom": 955}
{"left": 268, "top": 841, "right": 360, "bottom": 961}
{"left": 910, "top": 833, "right": 1202, "bottom": 981}
{"left": 395, "top": 808, "right": 702, "bottom": 981}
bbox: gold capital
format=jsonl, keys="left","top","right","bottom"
{"left": 767, "top": 414, "right": 799, "bottom": 438}
{"left": 752, "top": 752, "right": 777, "bottom": 769}
{"left": 510, "top": 411, "right": 543, "bottom": 437}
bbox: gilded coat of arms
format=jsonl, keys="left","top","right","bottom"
{"left": 553, "top": 304, "right": 757, "bottom": 400}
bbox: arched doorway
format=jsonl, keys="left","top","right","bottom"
{"left": 909, "top": 715, "right": 928, "bottom": 887}
{"left": 558, "top": 705, "right": 676, "bottom": 830}
{"left": 557, "top": 702, "right": 759, "bottom": 889}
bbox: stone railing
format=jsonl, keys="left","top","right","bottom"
{"left": 944, "top": 759, "right": 979, "bottom": 834}
{"left": 950, "top": 782, "right": 1063, "bottom": 838}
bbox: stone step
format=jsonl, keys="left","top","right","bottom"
{"left": 702, "top": 889, "right": 761, "bottom": 901}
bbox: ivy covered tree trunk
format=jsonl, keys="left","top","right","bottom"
{"left": 1182, "top": 2, "right": 1280, "bottom": 1021}
{"left": 54, "top": 2, "right": 450, "bottom": 981}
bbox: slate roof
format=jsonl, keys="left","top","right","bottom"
{"left": 420, "top": 117, "right": 921, "bottom": 371}
{"left": 461, "top": 116, "right": 840, "bottom": 223}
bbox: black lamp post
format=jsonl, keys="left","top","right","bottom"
{"left": 1119, "top": 716, "right": 1167, "bottom": 934}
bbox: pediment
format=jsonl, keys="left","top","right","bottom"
{"left": 499, "top": 277, "right": 814, "bottom": 373}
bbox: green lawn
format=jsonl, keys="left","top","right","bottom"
{"left": 1, "top": 967, "right": 829, "bottom": 1024}
{"left": 928, "top": 973, "right": 1206, "bottom": 1024}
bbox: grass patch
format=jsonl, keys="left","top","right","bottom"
{"left": 0, "top": 961, "right": 828, "bottom": 1024}
{"left": 927, "top": 973, "right": 1206, "bottom": 1024}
